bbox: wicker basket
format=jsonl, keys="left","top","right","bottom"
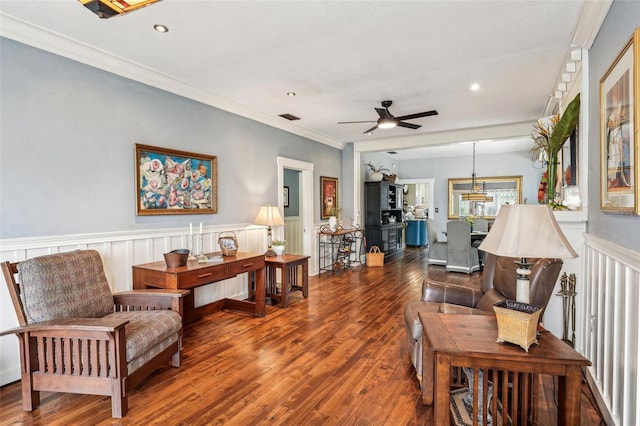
{"left": 366, "top": 246, "right": 384, "bottom": 267}
{"left": 218, "top": 231, "right": 238, "bottom": 256}
{"left": 493, "top": 300, "right": 542, "bottom": 352}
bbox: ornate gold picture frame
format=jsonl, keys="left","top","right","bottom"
{"left": 600, "top": 28, "right": 640, "bottom": 215}
{"left": 135, "top": 144, "right": 217, "bottom": 216}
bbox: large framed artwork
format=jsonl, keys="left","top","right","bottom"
{"left": 135, "top": 144, "right": 217, "bottom": 215}
{"left": 600, "top": 28, "right": 639, "bottom": 215}
{"left": 320, "top": 176, "right": 338, "bottom": 219}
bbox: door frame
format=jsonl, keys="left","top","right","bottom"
{"left": 277, "top": 157, "right": 314, "bottom": 263}
{"left": 395, "top": 178, "right": 436, "bottom": 219}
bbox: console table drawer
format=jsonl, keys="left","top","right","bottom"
{"left": 228, "top": 257, "right": 265, "bottom": 276}
{"left": 178, "top": 265, "right": 229, "bottom": 287}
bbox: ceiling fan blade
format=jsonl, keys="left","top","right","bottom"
{"left": 397, "top": 121, "right": 421, "bottom": 130}
{"left": 363, "top": 125, "right": 378, "bottom": 134}
{"left": 395, "top": 110, "right": 439, "bottom": 121}
{"left": 338, "top": 120, "right": 377, "bottom": 124}
{"left": 375, "top": 108, "right": 392, "bottom": 119}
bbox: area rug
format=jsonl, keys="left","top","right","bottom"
{"left": 450, "top": 388, "right": 510, "bottom": 426}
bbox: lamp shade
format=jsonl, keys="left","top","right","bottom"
{"left": 253, "top": 206, "right": 285, "bottom": 227}
{"left": 478, "top": 205, "right": 577, "bottom": 259}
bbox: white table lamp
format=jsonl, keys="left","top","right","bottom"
{"left": 478, "top": 205, "right": 577, "bottom": 303}
{"left": 253, "top": 206, "right": 285, "bottom": 256}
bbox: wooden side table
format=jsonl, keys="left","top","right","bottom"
{"left": 419, "top": 313, "right": 591, "bottom": 426}
{"left": 264, "top": 254, "right": 309, "bottom": 307}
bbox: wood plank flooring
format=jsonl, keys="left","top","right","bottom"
{"left": 0, "top": 247, "right": 605, "bottom": 425}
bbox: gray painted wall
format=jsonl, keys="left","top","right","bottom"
{"left": 283, "top": 169, "right": 300, "bottom": 216}
{"left": 587, "top": 1, "right": 640, "bottom": 252}
{"left": 0, "top": 38, "right": 341, "bottom": 239}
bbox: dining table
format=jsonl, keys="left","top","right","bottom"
{"left": 442, "top": 230, "right": 488, "bottom": 242}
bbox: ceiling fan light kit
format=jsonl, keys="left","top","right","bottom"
{"left": 338, "top": 100, "right": 437, "bottom": 134}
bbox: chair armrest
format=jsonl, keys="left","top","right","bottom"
{"left": 0, "top": 317, "right": 129, "bottom": 338}
{"left": 439, "top": 303, "right": 494, "bottom": 315}
{"left": 421, "top": 279, "right": 483, "bottom": 308}
{"left": 113, "top": 289, "right": 190, "bottom": 315}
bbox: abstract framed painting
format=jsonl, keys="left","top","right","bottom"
{"left": 135, "top": 144, "right": 217, "bottom": 215}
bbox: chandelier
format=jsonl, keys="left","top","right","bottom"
{"left": 461, "top": 143, "right": 493, "bottom": 202}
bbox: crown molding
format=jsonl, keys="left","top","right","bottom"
{"left": 0, "top": 13, "right": 344, "bottom": 150}
{"left": 571, "top": 0, "right": 613, "bottom": 48}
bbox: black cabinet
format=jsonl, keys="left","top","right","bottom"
{"left": 364, "top": 181, "right": 404, "bottom": 258}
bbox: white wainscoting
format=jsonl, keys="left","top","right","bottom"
{"left": 582, "top": 234, "right": 640, "bottom": 426}
{"left": 284, "top": 216, "right": 303, "bottom": 255}
{"left": 0, "top": 224, "right": 271, "bottom": 386}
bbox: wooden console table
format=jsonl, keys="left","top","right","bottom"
{"left": 419, "top": 313, "right": 591, "bottom": 426}
{"left": 265, "top": 254, "right": 310, "bottom": 307}
{"left": 133, "top": 252, "right": 265, "bottom": 323}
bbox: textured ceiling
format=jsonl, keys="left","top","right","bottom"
{"left": 0, "top": 0, "right": 607, "bottom": 158}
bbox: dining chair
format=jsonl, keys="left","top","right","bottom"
{"left": 445, "top": 220, "right": 480, "bottom": 274}
{"left": 473, "top": 218, "right": 489, "bottom": 232}
{"left": 472, "top": 218, "right": 489, "bottom": 266}
{"left": 426, "top": 218, "right": 447, "bottom": 265}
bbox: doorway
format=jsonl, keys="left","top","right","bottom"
{"left": 283, "top": 168, "right": 303, "bottom": 254}
{"left": 396, "top": 178, "right": 435, "bottom": 219}
{"left": 277, "top": 157, "right": 314, "bottom": 260}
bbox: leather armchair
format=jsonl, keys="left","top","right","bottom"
{"left": 404, "top": 253, "right": 563, "bottom": 380}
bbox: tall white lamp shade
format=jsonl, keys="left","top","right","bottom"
{"left": 478, "top": 205, "right": 577, "bottom": 303}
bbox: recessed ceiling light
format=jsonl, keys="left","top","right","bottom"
{"left": 286, "top": 92, "right": 296, "bottom": 97}
{"left": 154, "top": 24, "right": 169, "bottom": 33}
{"left": 470, "top": 83, "right": 480, "bottom": 91}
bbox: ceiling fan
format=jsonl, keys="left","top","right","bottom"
{"left": 338, "top": 100, "right": 438, "bottom": 134}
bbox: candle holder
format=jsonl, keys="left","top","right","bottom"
{"left": 189, "top": 234, "right": 198, "bottom": 260}
{"left": 196, "top": 233, "right": 208, "bottom": 263}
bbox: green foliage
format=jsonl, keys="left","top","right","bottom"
{"left": 549, "top": 94, "right": 580, "bottom": 155}
{"left": 272, "top": 240, "right": 286, "bottom": 246}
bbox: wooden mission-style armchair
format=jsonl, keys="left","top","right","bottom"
{"left": 0, "top": 250, "right": 189, "bottom": 418}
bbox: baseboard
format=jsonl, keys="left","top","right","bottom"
{"left": 584, "top": 367, "right": 615, "bottom": 426}
{"left": 0, "top": 365, "right": 21, "bottom": 387}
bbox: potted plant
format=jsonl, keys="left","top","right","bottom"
{"left": 530, "top": 94, "right": 580, "bottom": 207}
{"left": 366, "top": 162, "right": 390, "bottom": 181}
{"left": 271, "top": 240, "right": 286, "bottom": 256}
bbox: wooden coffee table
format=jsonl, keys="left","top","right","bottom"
{"left": 419, "top": 313, "right": 591, "bottom": 426}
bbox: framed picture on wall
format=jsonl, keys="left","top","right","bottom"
{"left": 320, "top": 176, "right": 338, "bottom": 219}
{"left": 284, "top": 186, "right": 289, "bottom": 208}
{"left": 600, "top": 28, "right": 639, "bottom": 215}
{"left": 135, "top": 144, "right": 217, "bottom": 215}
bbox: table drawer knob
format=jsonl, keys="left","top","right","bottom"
{"left": 197, "top": 273, "right": 213, "bottom": 278}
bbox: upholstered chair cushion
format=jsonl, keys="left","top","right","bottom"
{"left": 17, "top": 250, "right": 114, "bottom": 324}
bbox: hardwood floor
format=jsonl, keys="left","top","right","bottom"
{"left": 0, "top": 248, "right": 605, "bottom": 425}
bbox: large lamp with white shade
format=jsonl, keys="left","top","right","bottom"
{"left": 253, "top": 206, "right": 285, "bottom": 257}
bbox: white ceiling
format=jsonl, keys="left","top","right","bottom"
{"left": 0, "top": 0, "right": 610, "bottom": 158}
